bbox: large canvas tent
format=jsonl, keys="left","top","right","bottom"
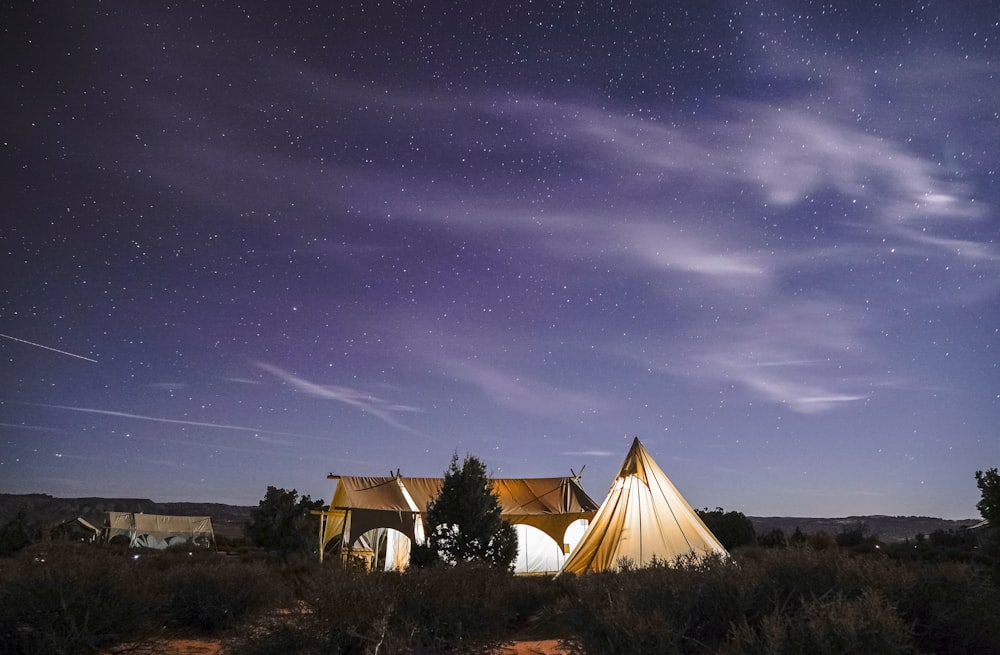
{"left": 561, "top": 438, "right": 728, "bottom": 574}
{"left": 104, "top": 511, "right": 215, "bottom": 550}
{"left": 318, "top": 474, "right": 598, "bottom": 573}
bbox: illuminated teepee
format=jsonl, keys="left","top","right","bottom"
{"left": 561, "top": 437, "right": 728, "bottom": 574}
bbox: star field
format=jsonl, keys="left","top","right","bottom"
{"left": 2, "top": 1, "right": 998, "bottom": 517}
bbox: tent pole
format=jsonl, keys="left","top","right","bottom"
{"left": 318, "top": 510, "right": 326, "bottom": 563}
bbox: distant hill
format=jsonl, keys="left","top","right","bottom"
{"left": 750, "top": 515, "right": 981, "bottom": 543}
{"left": 0, "top": 493, "right": 254, "bottom": 538}
{"left": 0, "top": 493, "right": 980, "bottom": 543}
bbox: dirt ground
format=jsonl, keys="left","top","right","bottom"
{"left": 151, "top": 637, "right": 568, "bottom": 654}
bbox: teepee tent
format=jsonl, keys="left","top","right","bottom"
{"left": 561, "top": 438, "right": 728, "bottom": 574}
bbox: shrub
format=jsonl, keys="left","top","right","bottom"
{"left": 231, "top": 561, "right": 527, "bottom": 655}
{"left": 0, "top": 544, "right": 149, "bottom": 655}
{"left": 153, "top": 558, "right": 287, "bottom": 634}
{"left": 563, "top": 555, "right": 756, "bottom": 655}
{"left": 722, "top": 590, "right": 916, "bottom": 655}
{"left": 697, "top": 508, "right": 757, "bottom": 550}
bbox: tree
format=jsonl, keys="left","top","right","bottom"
{"left": 975, "top": 468, "right": 1000, "bottom": 525}
{"left": 975, "top": 468, "right": 1000, "bottom": 583}
{"left": 696, "top": 507, "right": 756, "bottom": 550}
{"left": 0, "top": 509, "right": 34, "bottom": 557}
{"left": 245, "top": 486, "right": 323, "bottom": 559}
{"left": 758, "top": 527, "right": 787, "bottom": 548}
{"left": 410, "top": 453, "right": 517, "bottom": 570}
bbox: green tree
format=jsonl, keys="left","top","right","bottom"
{"left": 245, "top": 486, "right": 323, "bottom": 559}
{"left": 975, "top": 468, "right": 1000, "bottom": 525}
{"left": 410, "top": 452, "right": 517, "bottom": 570}
{"left": 975, "top": 468, "right": 1000, "bottom": 583}
{"left": 696, "top": 507, "right": 756, "bottom": 550}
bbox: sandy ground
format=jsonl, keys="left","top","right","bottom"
{"left": 502, "top": 639, "right": 568, "bottom": 654}
{"left": 141, "top": 637, "right": 569, "bottom": 654}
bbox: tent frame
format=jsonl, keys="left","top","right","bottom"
{"left": 316, "top": 472, "right": 598, "bottom": 569}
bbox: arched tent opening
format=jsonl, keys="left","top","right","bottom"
{"left": 514, "top": 518, "right": 589, "bottom": 574}
{"left": 316, "top": 472, "right": 599, "bottom": 574}
{"left": 362, "top": 527, "right": 412, "bottom": 571}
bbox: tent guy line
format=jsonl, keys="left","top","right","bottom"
{"left": 0, "top": 333, "right": 98, "bottom": 363}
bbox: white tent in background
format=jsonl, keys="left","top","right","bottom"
{"left": 104, "top": 511, "right": 215, "bottom": 550}
{"left": 561, "top": 438, "right": 728, "bottom": 575}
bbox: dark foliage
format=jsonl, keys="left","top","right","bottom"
{"left": 564, "top": 547, "right": 1000, "bottom": 655}
{"left": 697, "top": 507, "right": 757, "bottom": 550}
{"left": 2, "top": 535, "right": 999, "bottom": 655}
{"left": 976, "top": 468, "right": 1000, "bottom": 525}
{"left": 0, "top": 509, "right": 35, "bottom": 557}
{"left": 231, "top": 562, "right": 529, "bottom": 655}
{"left": 834, "top": 521, "right": 880, "bottom": 553}
{"left": 758, "top": 527, "right": 786, "bottom": 548}
{"left": 244, "top": 486, "right": 323, "bottom": 559}
{"left": 975, "top": 468, "right": 1000, "bottom": 584}
{"left": 0, "top": 545, "right": 149, "bottom": 655}
{"left": 152, "top": 557, "right": 286, "bottom": 634}
{"left": 411, "top": 452, "right": 518, "bottom": 570}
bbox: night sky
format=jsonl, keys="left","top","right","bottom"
{"left": 3, "top": 2, "right": 998, "bottom": 519}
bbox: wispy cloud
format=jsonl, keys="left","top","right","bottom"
{"left": 0, "top": 422, "right": 62, "bottom": 433}
{"left": 13, "top": 401, "right": 326, "bottom": 441}
{"left": 255, "top": 362, "right": 426, "bottom": 436}
{"left": 443, "top": 360, "right": 609, "bottom": 421}
{"left": 562, "top": 450, "right": 616, "bottom": 457}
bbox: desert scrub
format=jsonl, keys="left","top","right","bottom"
{"left": 560, "top": 547, "right": 1000, "bottom": 655}
{"left": 721, "top": 589, "right": 916, "bottom": 655}
{"left": 230, "top": 561, "right": 525, "bottom": 655}
{"left": 890, "top": 562, "right": 1000, "bottom": 655}
{"left": 563, "top": 554, "right": 754, "bottom": 655}
{"left": 394, "top": 563, "right": 519, "bottom": 653}
{"left": 0, "top": 544, "right": 150, "bottom": 655}
{"left": 149, "top": 556, "right": 291, "bottom": 634}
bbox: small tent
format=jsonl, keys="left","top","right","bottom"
{"left": 52, "top": 517, "right": 101, "bottom": 543}
{"left": 104, "top": 511, "right": 215, "bottom": 550}
{"left": 318, "top": 474, "right": 598, "bottom": 574}
{"left": 560, "top": 438, "right": 728, "bottom": 574}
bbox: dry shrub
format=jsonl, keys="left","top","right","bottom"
{"left": 230, "top": 562, "right": 528, "bottom": 655}
{"left": 563, "top": 555, "right": 754, "bottom": 655}
{"left": 562, "top": 547, "right": 1000, "bottom": 655}
{"left": 0, "top": 544, "right": 149, "bottom": 655}
{"left": 892, "top": 562, "right": 1000, "bottom": 655}
{"left": 152, "top": 558, "right": 290, "bottom": 634}
{"left": 722, "top": 589, "right": 915, "bottom": 654}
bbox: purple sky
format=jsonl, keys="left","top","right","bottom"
{"left": 3, "top": 2, "right": 998, "bottom": 518}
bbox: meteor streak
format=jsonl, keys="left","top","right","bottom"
{"left": 0, "top": 333, "right": 98, "bottom": 363}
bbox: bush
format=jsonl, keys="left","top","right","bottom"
{"left": 3, "top": 539, "right": 998, "bottom": 655}
{"left": 722, "top": 590, "right": 916, "bottom": 655}
{"left": 0, "top": 544, "right": 149, "bottom": 655}
{"left": 562, "top": 547, "right": 1000, "bottom": 655}
{"left": 153, "top": 558, "right": 288, "bottom": 634}
{"left": 231, "top": 562, "right": 529, "bottom": 655}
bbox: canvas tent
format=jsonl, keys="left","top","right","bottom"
{"left": 104, "top": 511, "right": 215, "bottom": 550}
{"left": 51, "top": 517, "right": 101, "bottom": 543}
{"left": 318, "top": 474, "right": 598, "bottom": 574}
{"left": 560, "top": 438, "right": 728, "bottom": 574}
